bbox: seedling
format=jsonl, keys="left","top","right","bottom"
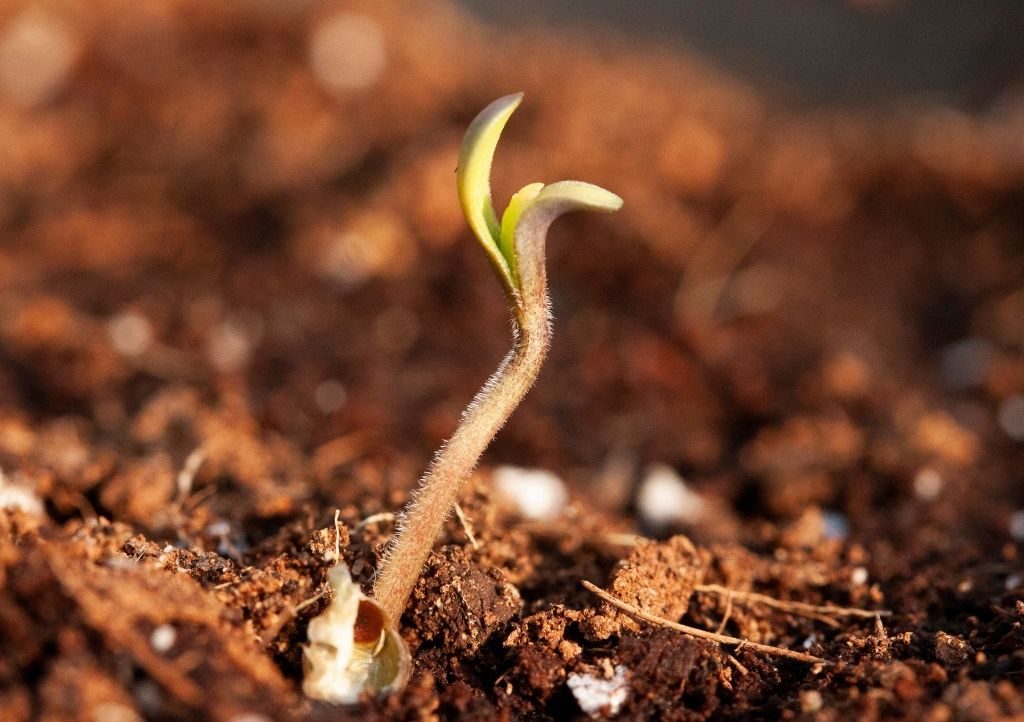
{"left": 373, "top": 92, "right": 621, "bottom": 622}
{"left": 303, "top": 93, "right": 621, "bottom": 704}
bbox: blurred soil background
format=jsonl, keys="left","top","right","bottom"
{"left": 0, "top": 0, "right": 1023, "bottom": 720}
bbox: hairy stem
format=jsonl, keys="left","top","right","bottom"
{"left": 372, "top": 289, "right": 550, "bottom": 623}
{"left": 372, "top": 170, "right": 614, "bottom": 622}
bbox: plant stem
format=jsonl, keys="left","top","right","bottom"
{"left": 372, "top": 290, "right": 550, "bottom": 623}
{"left": 372, "top": 159, "right": 615, "bottom": 622}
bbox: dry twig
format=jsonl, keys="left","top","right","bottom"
{"left": 582, "top": 580, "right": 829, "bottom": 666}
{"left": 695, "top": 583, "right": 890, "bottom": 625}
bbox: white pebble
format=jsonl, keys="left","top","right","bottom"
{"left": 0, "top": 469, "right": 43, "bottom": 516}
{"left": 493, "top": 466, "right": 568, "bottom": 521}
{"left": 207, "top": 320, "right": 252, "bottom": 372}
{"left": 309, "top": 13, "right": 386, "bottom": 92}
{"left": 0, "top": 8, "right": 78, "bottom": 107}
{"left": 635, "top": 464, "right": 705, "bottom": 528}
{"left": 206, "top": 520, "right": 231, "bottom": 537}
{"left": 913, "top": 467, "right": 943, "bottom": 501}
{"left": 851, "top": 567, "right": 869, "bottom": 586}
{"left": 567, "top": 664, "right": 630, "bottom": 719}
{"left": 800, "top": 689, "right": 824, "bottom": 713}
{"left": 1009, "top": 509, "right": 1024, "bottom": 542}
{"left": 314, "top": 379, "right": 348, "bottom": 413}
{"left": 150, "top": 624, "right": 176, "bottom": 653}
{"left": 998, "top": 395, "right": 1024, "bottom": 441}
{"left": 107, "top": 311, "right": 154, "bottom": 357}
{"left": 1006, "top": 574, "right": 1022, "bottom": 591}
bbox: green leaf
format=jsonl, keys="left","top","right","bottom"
{"left": 532, "top": 181, "right": 623, "bottom": 215}
{"left": 510, "top": 181, "right": 623, "bottom": 302}
{"left": 499, "top": 182, "right": 544, "bottom": 285}
{"left": 457, "top": 95, "right": 622, "bottom": 308}
{"left": 456, "top": 92, "right": 523, "bottom": 298}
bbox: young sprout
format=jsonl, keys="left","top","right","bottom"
{"left": 372, "top": 92, "right": 622, "bottom": 622}
{"left": 302, "top": 93, "right": 620, "bottom": 705}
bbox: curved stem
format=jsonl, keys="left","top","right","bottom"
{"left": 372, "top": 289, "right": 550, "bottom": 623}
{"left": 371, "top": 170, "right": 617, "bottom": 623}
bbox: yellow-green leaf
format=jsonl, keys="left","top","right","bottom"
{"left": 456, "top": 92, "right": 523, "bottom": 297}
{"left": 499, "top": 182, "right": 545, "bottom": 285}
{"left": 510, "top": 181, "right": 623, "bottom": 303}
{"left": 533, "top": 181, "right": 623, "bottom": 214}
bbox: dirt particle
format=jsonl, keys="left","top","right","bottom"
{"left": 934, "top": 632, "right": 973, "bottom": 667}
{"left": 583, "top": 535, "right": 705, "bottom": 640}
{"left": 408, "top": 546, "right": 521, "bottom": 656}
{"left": 800, "top": 688, "right": 823, "bottom": 712}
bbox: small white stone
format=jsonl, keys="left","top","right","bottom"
{"left": 998, "top": 396, "right": 1024, "bottom": 441}
{"left": 1005, "top": 574, "right": 1022, "bottom": 591}
{"left": 207, "top": 320, "right": 251, "bottom": 372}
{"left": 850, "top": 567, "right": 869, "bottom": 586}
{"left": 635, "top": 464, "right": 705, "bottom": 528}
{"left": 150, "top": 624, "right": 176, "bottom": 653}
{"left": 206, "top": 520, "right": 231, "bottom": 537}
{"left": 314, "top": 379, "right": 348, "bottom": 413}
{"left": 0, "top": 470, "right": 43, "bottom": 516}
{"left": 309, "top": 12, "right": 386, "bottom": 92}
{"left": 800, "top": 689, "right": 824, "bottom": 713}
{"left": 108, "top": 311, "right": 154, "bottom": 357}
{"left": 913, "top": 467, "right": 943, "bottom": 501}
{"left": 1009, "top": 509, "right": 1024, "bottom": 542}
{"left": 567, "top": 664, "right": 630, "bottom": 719}
{"left": 0, "top": 8, "right": 79, "bottom": 107}
{"left": 493, "top": 466, "right": 569, "bottom": 521}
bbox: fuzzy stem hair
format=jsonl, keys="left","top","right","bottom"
{"left": 372, "top": 250, "right": 551, "bottom": 624}
{"left": 370, "top": 94, "right": 621, "bottom": 624}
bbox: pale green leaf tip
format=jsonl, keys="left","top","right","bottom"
{"left": 456, "top": 94, "right": 622, "bottom": 298}
{"left": 536, "top": 180, "right": 623, "bottom": 214}
{"left": 500, "top": 182, "right": 545, "bottom": 279}
{"left": 456, "top": 93, "right": 525, "bottom": 292}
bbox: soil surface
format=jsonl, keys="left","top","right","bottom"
{"left": 1, "top": 1, "right": 1023, "bottom": 720}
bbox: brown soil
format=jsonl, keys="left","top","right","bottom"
{"left": 2, "top": 1, "right": 1023, "bottom": 720}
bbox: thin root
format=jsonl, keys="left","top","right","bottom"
{"left": 582, "top": 580, "right": 829, "bottom": 666}
{"left": 453, "top": 502, "right": 480, "bottom": 550}
{"left": 292, "top": 585, "right": 329, "bottom": 615}
{"left": 259, "top": 585, "right": 329, "bottom": 648}
{"left": 331, "top": 509, "right": 342, "bottom": 561}
{"left": 175, "top": 447, "right": 207, "bottom": 500}
{"left": 356, "top": 512, "right": 396, "bottom": 530}
{"left": 726, "top": 654, "right": 749, "bottom": 676}
{"left": 714, "top": 588, "right": 734, "bottom": 635}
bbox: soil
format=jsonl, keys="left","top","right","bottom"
{"left": 2, "top": 1, "right": 1024, "bottom": 720}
